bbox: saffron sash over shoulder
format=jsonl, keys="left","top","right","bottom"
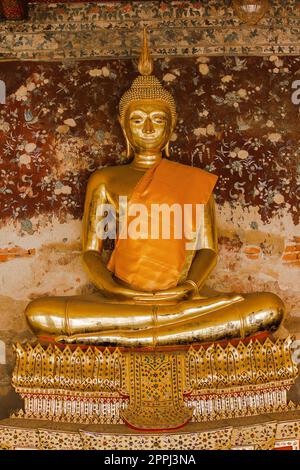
{"left": 107, "top": 159, "right": 218, "bottom": 292}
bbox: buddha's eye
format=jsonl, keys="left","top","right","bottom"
{"left": 130, "top": 117, "right": 143, "bottom": 124}
{"left": 152, "top": 115, "right": 166, "bottom": 124}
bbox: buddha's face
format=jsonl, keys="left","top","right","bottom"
{"left": 123, "top": 100, "right": 172, "bottom": 154}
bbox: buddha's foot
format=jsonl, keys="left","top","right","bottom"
{"left": 54, "top": 335, "right": 77, "bottom": 344}
{"left": 52, "top": 332, "right": 140, "bottom": 347}
{"left": 54, "top": 334, "right": 117, "bottom": 346}
{"left": 53, "top": 332, "right": 151, "bottom": 347}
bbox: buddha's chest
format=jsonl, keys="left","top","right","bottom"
{"left": 106, "top": 171, "right": 145, "bottom": 210}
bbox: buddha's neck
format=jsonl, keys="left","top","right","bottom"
{"left": 130, "top": 152, "right": 162, "bottom": 171}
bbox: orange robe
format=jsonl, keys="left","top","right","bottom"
{"left": 107, "top": 159, "right": 218, "bottom": 292}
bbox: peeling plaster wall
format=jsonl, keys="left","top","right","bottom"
{"left": 0, "top": 0, "right": 299, "bottom": 417}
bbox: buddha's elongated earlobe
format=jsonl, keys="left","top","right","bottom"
{"left": 125, "top": 135, "right": 134, "bottom": 158}
{"left": 164, "top": 141, "right": 170, "bottom": 158}
{"left": 119, "top": 115, "right": 134, "bottom": 159}
{"left": 164, "top": 119, "right": 176, "bottom": 158}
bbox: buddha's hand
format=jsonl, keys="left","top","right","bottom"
{"left": 133, "top": 281, "right": 196, "bottom": 302}
{"left": 104, "top": 276, "right": 194, "bottom": 302}
{"left": 103, "top": 275, "right": 158, "bottom": 300}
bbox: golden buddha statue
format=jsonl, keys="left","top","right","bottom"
{"left": 25, "top": 30, "right": 285, "bottom": 348}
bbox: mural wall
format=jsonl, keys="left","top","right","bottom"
{"left": 1, "top": 0, "right": 300, "bottom": 59}
{"left": 0, "top": 0, "right": 299, "bottom": 416}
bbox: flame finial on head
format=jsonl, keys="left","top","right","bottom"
{"left": 138, "top": 28, "right": 153, "bottom": 76}
{"left": 119, "top": 28, "right": 176, "bottom": 125}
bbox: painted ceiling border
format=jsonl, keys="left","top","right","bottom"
{"left": 0, "top": 1, "right": 300, "bottom": 60}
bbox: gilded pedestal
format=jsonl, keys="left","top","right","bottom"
{"left": 9, "top": 334, "right": 298, "bottom": 430}
{"left": 0, "top": 334, "right": 299, "bottom": 449}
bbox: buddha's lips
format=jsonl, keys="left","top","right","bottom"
{"left": 139, "top": 135, "right": 162, "bottom": 141}
{"left": 140, "top": 139, "right": 160, "bottom": 144}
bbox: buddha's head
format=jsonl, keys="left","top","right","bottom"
{"left": 119, "top": 29, "right": 176, "bottom": 157}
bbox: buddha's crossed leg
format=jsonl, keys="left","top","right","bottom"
{"left": 25, "top": 291, "right": 284, "bottom": 346}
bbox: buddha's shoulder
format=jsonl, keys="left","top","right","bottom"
{"left": 87, "top": 165, "right": 130, "bottom": 187}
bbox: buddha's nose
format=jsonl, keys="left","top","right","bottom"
{"left": 143, "top": 117, "right": 154, "bottom": 134}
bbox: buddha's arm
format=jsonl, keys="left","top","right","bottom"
{"left": 82, "top": 172, "right": 152, "bottom": 299}
{"left": 186, "top": 195, "right": 218, "bottom": 291}
{"left": 82, "top": 171, "right": 116, "bottom": 294}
